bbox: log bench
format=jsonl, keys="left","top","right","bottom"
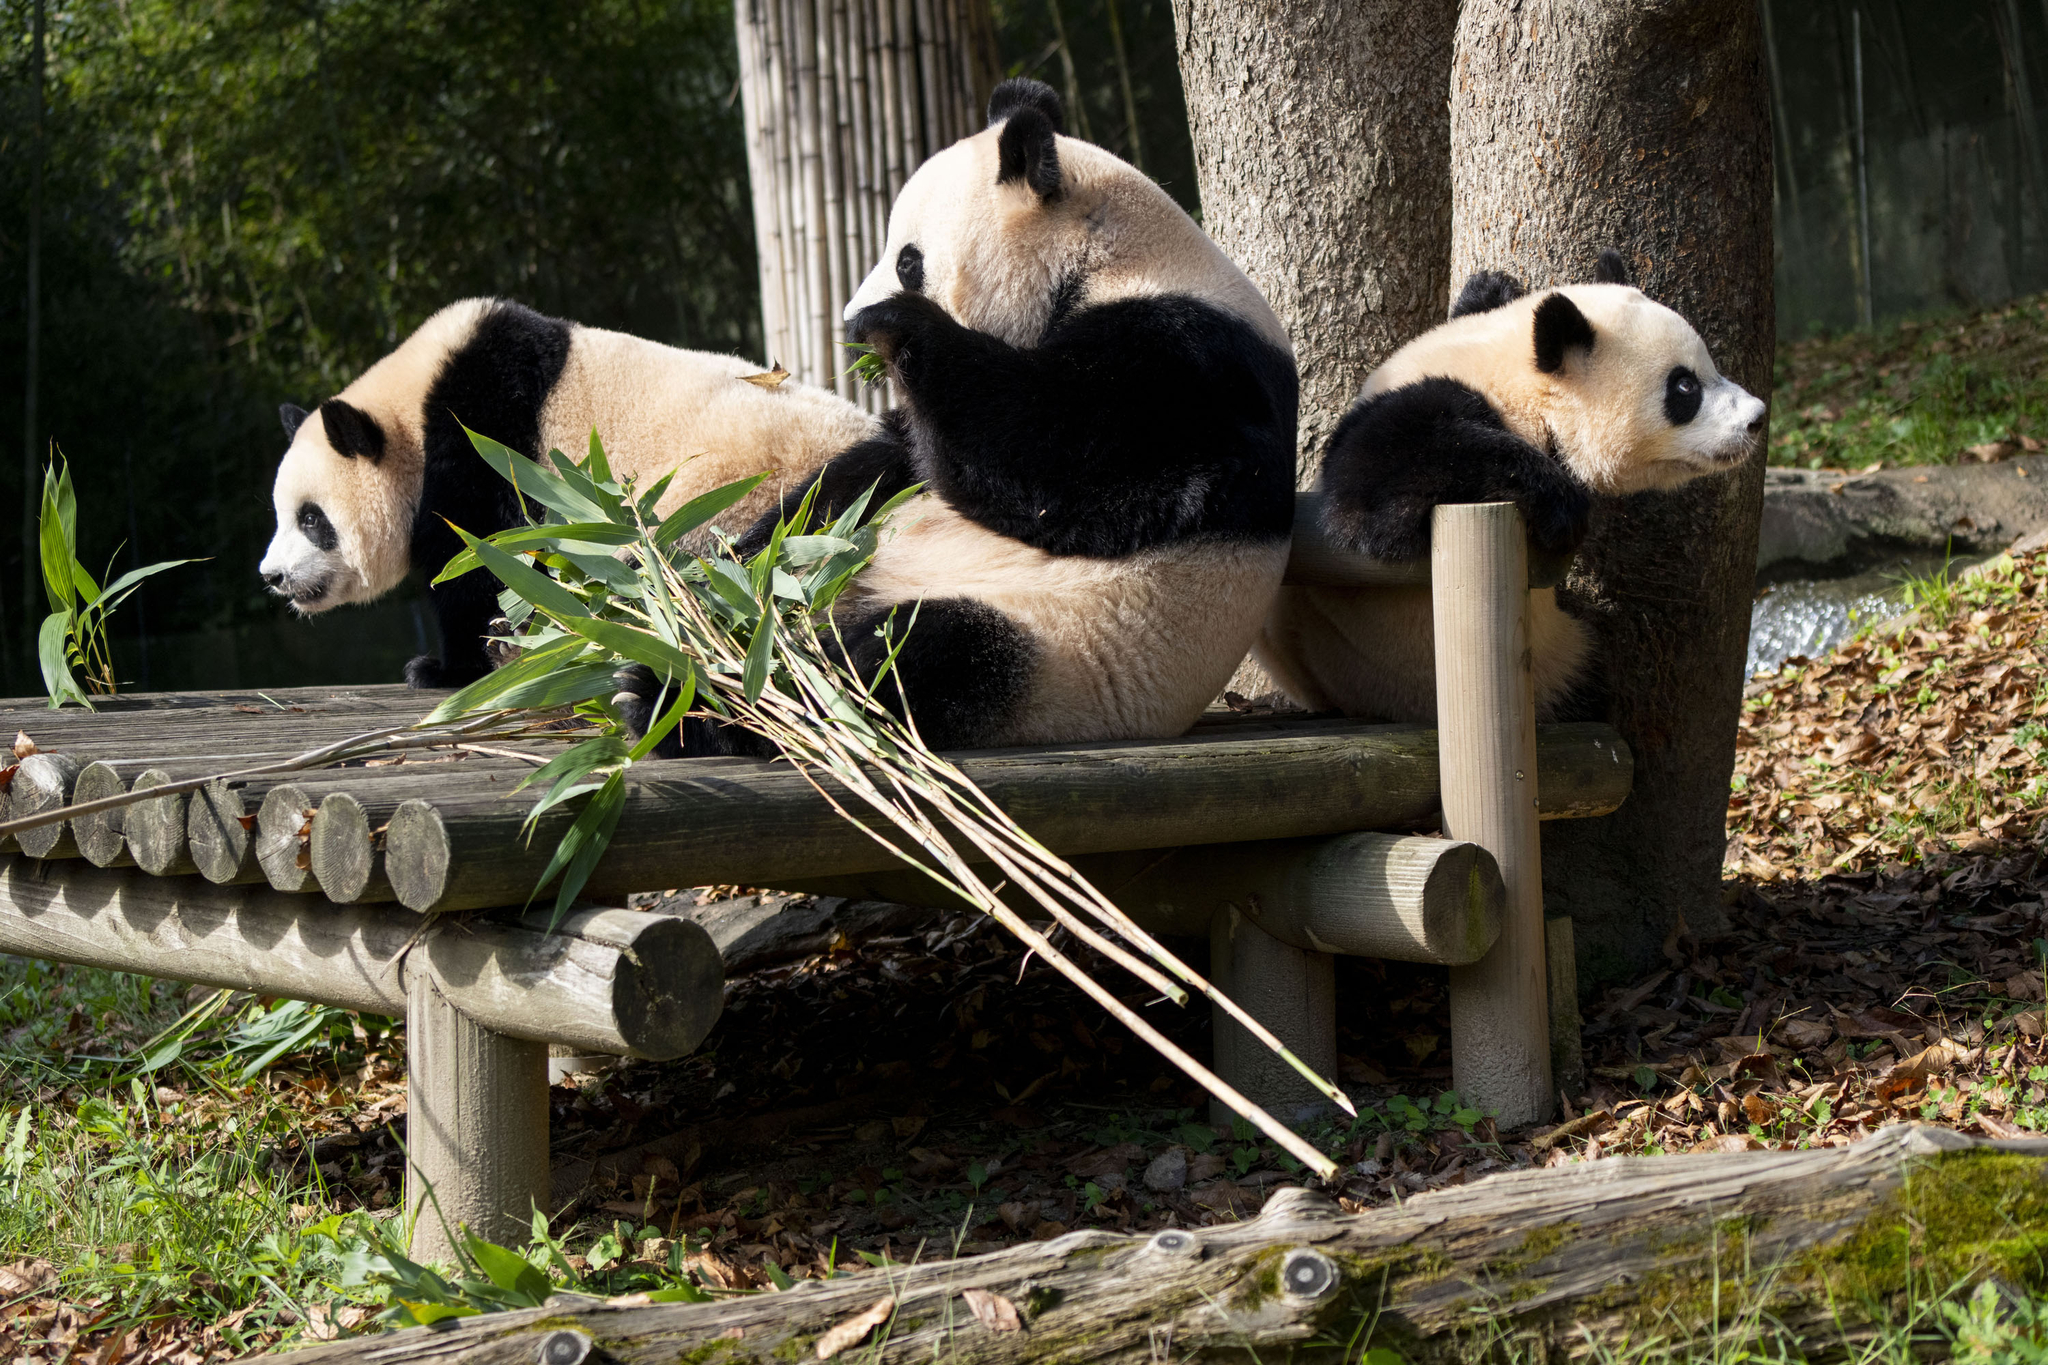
{"left": 0, "top": 500, "right": 1628, "bottom": 1261}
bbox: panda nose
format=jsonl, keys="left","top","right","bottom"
{"left": 263, "top": 570, "right": 285, "bottom": 589}
{"left": 1747, "top": 410, "right": 1768, "bottom": 435}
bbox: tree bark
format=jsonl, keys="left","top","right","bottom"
{"left": 1171, "top": 0, "right": 1457, "bottom": 482}
{"left": 1449, "top": 0, "right": 1775, "bottom": 982}
{"left": 286, "top": 1125, "right": 2043, "bottom": 1364}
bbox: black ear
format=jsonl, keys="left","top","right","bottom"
{"left": 318, "top": 397, "right": 387, "bottom": 461}
{"left": 279, "top": 403, "right": 310, "bottom": 441}
{"left": 1450, "top": 270, "right": 1527, "bottom": 319}
{"left": 1592, "top": 248, "right": 1632, "bottom": 286}
{"left": 1533, "top": 293, "right": 1595, "bottom": 374}
{"left": 987, "top": 77, "right": 1064, "bottom": 134}
{"left": 997, "top": 106, "right": 1062, "bottom": 200}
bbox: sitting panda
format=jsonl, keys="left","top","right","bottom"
{"left": 627, "top": 79, "right": 1298, "bottom": 755}
{"left": 258, "top": 297, "right": 875, "bottom": 687}
{"left": 1253, "top": 250, "right": 1766, "bottom": 725}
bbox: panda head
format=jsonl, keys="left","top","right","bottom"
{"left": 843, "top": 78, "right": 1280, "bottom": 349}
{"left": 259, "top": 395, "right": 417, "bottom": 614}
{"left": 1427, "top": 252, "right": 1767, "bottom": 495}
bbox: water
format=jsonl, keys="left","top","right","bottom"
{"left": 1746, "top": 549, "right": 1980, "bottom": 677}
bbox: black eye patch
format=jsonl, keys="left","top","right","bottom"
{"left": 896, "top": 244, "right": 925, "bottom": 293}
{"left": 297, "top": 502, "right": 339, "bottom": 552}
{"left": 1665, "top": 366, "right": 1703, "bottom": 425}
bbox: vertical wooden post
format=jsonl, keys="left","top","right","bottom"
{"left": 405, "top": 965, "right": 550, "bottom": 1264}
{"left": 1546, "top": 915, "right": 1585, "bottom": 1104}
{"left": 1208, "top": 906, "right": 1336, "bottom": 1128}
{"left": 1434, "top": 502, "right": 1552, "bottom": 1127}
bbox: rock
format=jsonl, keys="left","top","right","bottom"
{"left": 1758, "top": 463, "right": 2048, "bottom": 574}
{"left": 1143, "top": 1147, "right": 1188, "bottom": 1192}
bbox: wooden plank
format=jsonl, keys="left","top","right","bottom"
{"left": 383, "top": 723, "right": 1633, "bottom": 913}
{"left": 1434, "top": 502, "right": 1551, "bottom": 1128}
{"left": 0, "top": 858, "right": 724, "bottom": 1059}
{"left": 277, "top": 1125, "right": 2034, "bottom": 1364}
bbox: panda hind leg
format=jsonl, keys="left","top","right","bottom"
{"left": 611, "top": 664, "right": 773, "bottom": 759}
{"left": 839, "top": 598, "right": 1036, "bottom": 752}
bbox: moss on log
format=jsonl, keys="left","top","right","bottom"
{"left": 283, "top": 1126, "right": 2048, "bottom": 1364}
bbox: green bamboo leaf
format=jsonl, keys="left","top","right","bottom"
{"left": 549, "top": 455, "right": 631, "bottom": 527}
{"left": 452, "top": 525, "right": 592, "bottom": 621}
{"left": 558, "top": 616, "right": 700, "bottom": 679}
{"left": 584, "top": 428, "right": 613, "bottom": 486}
{"left": 651, "top": 473, "right": 769, "bottom": 551}
{"left": 422, "top": 636, "right": 585, "bottom": 722}
{"left": 37, "top": 613, "right": 91, "bottom": 710}
{"left": 432, "top": 524, "right": 639, "bottom": 584}
{"left": 38, "top": 485, "right": 75, "bottom": 615}
{"left": 464, "top": 428, "right": 613, "bottom": 524}
{"left": 702, "top": 558, "right": 762, "bottom": 619}
{"left": 742, "top": 618, "right": 774, "bottom": 704}
{"left": 778, "top": 535, "right": 857, "bottom": 566}
{"left": 532, "top": 770, "right": 628, "bottom": 928}
{"left": 634, "top": 470, "right": 677, "bottom": 523}
{"left": 629, "top": 669, "right": 696, "bottom": 760}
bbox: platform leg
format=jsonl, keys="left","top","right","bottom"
{"left": 405, "top": 965, "right": 550, "bottom": 1264}
{"left": 1208, "top": 906, "right": 1336, "bottom": 1128}
{"left": 1435, "top": 502, "right": 1553, "bottom": 1128}
{"left": 1546, "top": 915, "right": 1585, "bottom": 1104}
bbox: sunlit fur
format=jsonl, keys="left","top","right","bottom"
{"left": 260, "top": 300, "right": 875, "bottom": 615}
{"left": 1255, "top": 283, "right": 1766, "bottom": 725}
{"left": 835, "top": 113, "right": 1293, "bottom": 746}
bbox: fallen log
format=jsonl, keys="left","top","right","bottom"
{"left": 283, "top": 1126, "right": 2047, "bottom": 1364}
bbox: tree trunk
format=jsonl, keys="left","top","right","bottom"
{"left": 1170, "top": 0, "right": 1457, "bottom": 482}
{"left": 288, "top": 1126, "right": 2043, "bottom": 1364}
{"left": 734, "top": 0, "right": 998, "bottom": 409}
{"left": 1449, "top": 0, "right": 1774, "bottom": 983}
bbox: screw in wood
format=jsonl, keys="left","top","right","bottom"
{"left": 1280, "top": 1248, "right": 1337, "bottom": 1300}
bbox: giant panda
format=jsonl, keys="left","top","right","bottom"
{"left": 258, "top": 297, "right": 876, "bottom": 687}
{"left": 628, "top": 79, "right": 1297, "bottom": 755}
{"left": 1253, "top": 250, "right": 1766, "bottom": 725}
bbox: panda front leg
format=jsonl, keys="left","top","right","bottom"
{"left": 1318, "top": 377, "right": 1592, "bottom": 563}
{"left": 407, "top": 551, "right": 499, "bottom": 689}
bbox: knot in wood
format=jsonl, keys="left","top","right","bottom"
{"left": 536, "top": 1328, "right": 594, "bottom": 1365}
{"left": 1280, "top": 1248, "right": 1338, "bottom": 1301}
{"left": 1144, "top": 1229, "right": 1202, "bottom": 1258}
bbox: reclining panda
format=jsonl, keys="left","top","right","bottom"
{"left": 625, "top": 77, "right": 1298, "bottom": 754}
{"left": 258, "top": 297, "right": 876, "bottom": 687}
{"left": 1254, "top": 250, "right": 1767, "bottom": 724}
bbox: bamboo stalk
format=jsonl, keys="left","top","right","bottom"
{"left": 819, "top": 0, "right": 852, "bottom": 398}
{"left": 912, "top": 0, "right": 943, "bottom": 167}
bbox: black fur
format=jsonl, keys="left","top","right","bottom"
{"left": 319, "top": 398, "right": 386, "bottom": 461}
{"left": 987, "top": 77, "right": 1064, "bottom": 133}
{"left": 1664, "top": 365, "right": 1703, "bottom": 425}
{"left": 406, "top": 300, "right": 573, "bottom": 688}
{"left": 846, "top": 289, "right": 1296, "bottom": 556}
{"left": 1450, "top": 270, "right": 1526, "bottom": 319}
{"left": 733, "top": 409, "right": 918, "bottom": 556}
{"left": 996, "top": 107, "right": 1062, "bottom": 200}
{"left": 1592, "top": 248, "right": 1632, "bottom": 286}
{"left": 297, "top": 503, "right": 339, "bottom": 552}
{"left": 280, "top": 403, "right": 310, "bottom": 441}
{"left": 895, "top": 244, "right": 925, "bottom": 292}
{"left": 839, "top": 597, "right": 1036, "bottom": 751}
{"left": 1319, "top": 377, "right": 1591, "bottom": 563}
{"left": 1532, "top": 293, "right": 1595, "bottom": 374}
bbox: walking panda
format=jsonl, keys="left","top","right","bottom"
{"left": 1253, "top": 251, "right": 1767, "bottom": 724}
{"left": 259, "top": 298, "right": 876, "bottom": 687}
{"left": 630, "top": 78, "right": 1298, "bottom": 754}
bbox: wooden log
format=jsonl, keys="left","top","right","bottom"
{"left": 0, "top": 858, "right": 724, "bottom": 1059}
{"left": 188, "top": 777, "right": 269, "bottom": 885}
{"left": 11, "top": 754, "right": 80, "bottom": 859}
{"left": 0, "top": 682, "right": 429, "bottom": 716}
{"left": 405, "top": 968, "right": 549, "bottom": 1263}
{"left": 384, "top": 724, "right": 1629, "bottom": 914}
{"left": 308, "top": 791, "right": 395, "bottom": 904}
{"left": 277, "top": 1125, "right": 2048, "bottom": 1364}
{"left": 256, "top": 783, "right": 318, "bottom": 892}
{"left": 71, "top": 759, "right": 147, "bottom": 866}
{"left": 1209, "top": 908, "right": 1333, "bottom": 1126}
{"left": 787, "top": 831, "right": 1506, "bottom": 967}
{"left": 125, "top": 767, "right": 197, "bottom": 876}
{"left": 1434, "top": 502, "right": 1551, "bottom": 1128}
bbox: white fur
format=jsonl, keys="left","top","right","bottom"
{"left": 1256, "top": 283, "right": 1763, "bottom": 725}
{"left": 261, "top": 300, "right": 874, "bottom": 614}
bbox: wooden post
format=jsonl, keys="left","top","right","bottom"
{"left": 1208, "top": 907, "right": 1335, "bottom": 1127}
{"left": 1433, "top": 502, "right": 1551, "bottom": 1127}
{"left": 405, "top": 967, "right": 550, "bottom": 1263}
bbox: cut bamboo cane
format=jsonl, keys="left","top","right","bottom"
{"left": 1433, "top": 502, "right": 1552, "bottom": 1128}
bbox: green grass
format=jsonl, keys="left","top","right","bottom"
{"left": 1771, "top": 292, "right": 2048, "bottom": 469}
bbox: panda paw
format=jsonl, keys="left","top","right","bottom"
{"left": 404, "top": 654, "right": 487, "bottom": 690}
{"left": 849, "top": 292, "right": 957, "bottom": 373}
{"left": 611, "top": 663, "right": 684, "bottom": 760}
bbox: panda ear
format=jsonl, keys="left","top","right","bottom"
{"left": 279, "top": 403, "right": 310, "bottom": 442}
{"left": 318, "top": 397, "right": 387, "bottom": 462}
{"left": 1533, "top": 294, "right": 1595, "bottom": 374}
{"left": 997, "top": 106, "right": 1062, "bottom": 202}
{"left": 987, "top": 78, "right": 1064, "bottom": 135}
{"left": 1592, "top": 248, "right": 1633, "bottom": 286}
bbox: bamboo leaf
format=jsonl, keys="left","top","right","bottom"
{"left": 463, "top": 428, "right": 614, "bottom": 525}
{"left": 422, "top": 637, "right": 585, "bottom": 723}
{"left": 37, "top": 614, "right": 92, "bottom": 711}
{"left": 651, "top": 473, "right": 769, "bottom": 552}
{"left": 584, "top": 429, "right": 613, "bottom": 486}
{"left": 433, "top": 524, "right": 639, "bottom": 585}
{"left": 451, "top": 525, "right": 592, "bottom": 621}
{"left": 741, "top": 618, "right": 774, "bottom": 704}
{"left": 558, "top": 617, "right": 699, "bottom": 680}
{"left": 531, "top": 770, "right": 628, "bottom": 928}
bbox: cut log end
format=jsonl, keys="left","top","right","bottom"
{"left": 13, "top": 754, "right": 82, "bottom": 860}
{"left": 70, "top": 761, "right": 134, "bottom": 867}
{"left": 308, "top": 791, "right": 390, "bottom": 904}
{"left": 387, "top": 798, "right": 450, "bottom": 911}
{"left": 255, "top": 783, "right": 316, "bottom": 893}
{"left": 187, "top": 779, "right": 254, "bottom": 885}
{"left": 125, "top": 768, "right": 195, "bottom": 877}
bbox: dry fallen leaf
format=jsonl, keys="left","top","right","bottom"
{"left": 0, "top": 1258, "right": 57, "bottom": 1297}
{"left": 816, "top": 1298, "right": 896, "bottom": 1360}
{"left": 960, "top": 1288, "right": 1022, "bottom": 1333}
{"left": 741, "top": 363, "right": 792, "bottom": 389}
{"left": 10, "top": 732, "right": 35, "bottom": 760}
